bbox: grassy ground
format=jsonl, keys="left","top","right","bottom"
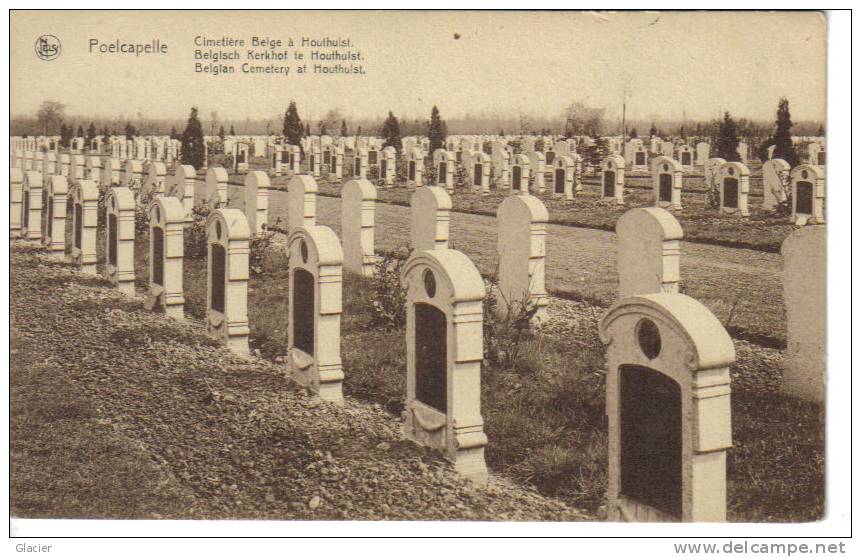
{"left": 127, "top": 227, "right": 823, "bottom": 522}
{"left": 12, "top": 244, "right": 589, "bottom": 521}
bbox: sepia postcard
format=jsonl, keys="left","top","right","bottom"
{"left": 7, "top": 7, "right": 852, "bottom": 548}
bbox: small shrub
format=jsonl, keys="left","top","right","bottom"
{"left": 483, "top": 278, "right": 540, "bottom": 371}
{"left": 134, "top": 190, "right": 155, "bottom": 237}
{"left": 249, "top": 226, "right": 278, "bottom": 277}
{"left": 184, "top": 203, "right": 212, "bottom": 259}
{"left": 369, "top": 246, "right": 411, "bottom": 330}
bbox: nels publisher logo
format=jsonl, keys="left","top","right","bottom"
{"left": 35, "top": 34, "right": 61, "bottom": 61}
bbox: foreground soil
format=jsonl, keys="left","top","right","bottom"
{"left": 10, "top": 244, "right": 589, "bottom": 521}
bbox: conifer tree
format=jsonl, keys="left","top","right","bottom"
{"left": 772, "top": 97, "right": 798, "bottom": 167}
{"left": 428, "top": 105, "right": 446, "bottom": 153}
{"left": 77, "top": 125, "right": 84, "bottom": 138}
{"left": 305, "top": 123, "right": 311, "bottom": 137}
{"left": 180, "top": 106, "right": 205, "bottom": 169}
{"left": 218, "top": 125, "right": 225, "bottom": 139}
{"left": 381, "top": 111, "right": 401, "bottom": 152}
{"left": 282, "top": 102, "right": 303, "bottom": 146}
{"left": 229, "top": 124, "right": 236, "bottom": 136}
{"left": 341, "top": 119, "right": 348, "bottom": 137}
{"left": 649, "top": 123, "right": 657, "bottom": 137}
{"left": 629, "top": 127, "right": 638, "bottom": 139}
{"left": 86, "top": 122, "right": 96, "bottom": 141}
{"left": 716, "top": 112, "right": 741, "bottom": 162}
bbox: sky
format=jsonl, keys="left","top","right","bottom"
{"left": 11, "top": 10, "right": 827, "bottom": 123}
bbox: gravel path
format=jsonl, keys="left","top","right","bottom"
{"left": 11, "top": 243, "right": 590, "bottom": 521}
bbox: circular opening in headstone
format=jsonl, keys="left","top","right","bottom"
{"left": 423, "top": 269, "right": 436, "bottom": 298}
{"left": 607, "top": 162, "right": 612, "bottom": 169}
{"left": 636, "top": 318, "right": 662, "bottom": 360}
{"left": 300, "top": 239, "right": 309, "bottom": 263}
{"left": 663, "top": 163, "right": 668, "bottom": 172}
{"left": 802, "top": 170, "right": 809, "bottom": 179}
{"left": 728, "top": 167, "right": 735, "bottom": 175}
{"left": 215, "top": 220, "right": 222, "bottom": 240}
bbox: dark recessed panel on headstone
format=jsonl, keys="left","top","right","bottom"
{"left": 409, "top": 161, "right": 416, "bottom": 181}
{"left": 512, "top": 166, "right": 521, "bottom": 190}
{"left": 681, "top": 152, "right": 691, "bottom": 166}
{"left": 604, "top": 170, "right": 615, "bottom": 197}
{"left": 620, "top": 364, "right": 682, "bottom": 519}
{"left": 659, "top": 174, "right": 673, "bottom": 202}
{"left": 210, "top": 244, "right": 226, "bottom": 313}
{"left": 438, "top": 162, "right": 447, "bottom": 184}
{"left": 293, "top": 268, "right": 315, "bottom": 356}
{"left": 796, "top": 181, "right": 814, "bottom": 214}
{"left": 723, "top": 178, "right": 739, "bottom": 209}
{"left": 474, "top": 164, "right": 482, "bottom": 186}
{"left": 152, "top": 227, "right": 164, "bottom": 286}
{"left": 74, "top": 203, "right": 82, "bottom": 248}
{"left": 368, "top": 151, "right": 378, "bottom": 165}
{"left": 546, "top": 151, "right": 555, "bottom": 165}
{"left": 47, "top": 199, "right": 53, "bottom": 239}
{"left": 23, "top": 193, "right": 29, "bottom": 229}
{"left": 555, "top": 168, "right": 566, "bottom": 194}
{"left": 108, "top": 213, "right": 118, "bottom": 266}
{"left": 636, "top": 152, "right": 646, "bottom": 166}
{"left": 414, "top": 302, "right": 447, "bottom": 413}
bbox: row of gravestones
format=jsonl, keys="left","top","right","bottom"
{"left": 9, "top": 165, "right": 824, "bottom": 522}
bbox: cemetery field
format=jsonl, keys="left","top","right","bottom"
{"left": 11, "top": 244, "right": 588, "bottom": 521}
{"left": 251, "top": 185, "right": 787, "bottom": 348}
{"left": 115, "top": 224, "right": 821, "bottom": 522}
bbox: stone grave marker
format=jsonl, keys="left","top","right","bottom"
{"left": 602, "top": 154, "right": 626, "bottom": 204}
{"left": 433, "top": 149, "right": 455, "bottom": 193}
{"left": 242, "top": 171, "right": 270, "bottom": 237}
{"left": 497, "top": 194, "right": 548, "bottom": 322}
{"left": 21, "top": 171, "right": 42, "bottom": 241}
{"left": 509, "top": 154, "right": 530, "bottom": 194}
{"left": 527, "top": 151, "right": 546, "bottom": 193}
{"left": 600, "top": 293, "right": 734, "bottom": 522}
{"left": 380, "top": 147, "right": 396, "bottom": 186}
{"left": 472, "top": 151, "right": 490, "bottom": 195}
{"left": 790, "top": 164, "right": 825, "bottom": 225}
{"left": 205, "top": 166, "right": 229, "bottom": 208}
{"left": 407, "top": 148, "right": 424, "bottom": 188}
{"left": 43, "top": 175, "right": 68, "bottom": 256}
{"left": 169, "top": 165, "right": 196, "bottom": 221}
{"left": 652, "top": 156, "right": 683, "bottom": 210}
{"left": 287, "top": 225, "right": 345, "bottom": 404}
{"left": 341, "top": 179, "right": 377, "bottom": 276}
{"left": 616, "top": 207, "right": 683, "bottom": 299}
{"left": 10, "top": 168, "right": 23, "bottom": 237}
{"left": 401, "top": 248, "right": 488, "bottom": 483}
{"left": 761, "top": 158, "right": 790, "bottom": 211}
{"left": 288, "top": 175, "right": 318, "bottom": 231}
{"left": 68, "top": 180, "right": 99, "bottom": 274}
{"left": 104, "top": 186, "right": 136, "bottom": 295}
{"left": 206, "top": 208, "right": 250, "bottom": 355}
{"left": 410, "top": 186, "right": 451, "bottom": 251}
{"left": 781, "top": 225, "right": 826, "bottom": 403}
{"left": 147, "top": 196, "right": 186, "bottom": 319}
{"left": 718, "top": 161, "right": 750, "bottom": 216}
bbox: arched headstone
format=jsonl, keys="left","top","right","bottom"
{"left": 600, "top": 293, "right": 734, "bottom": 522}
{"left": 205, "top": 166, "right": 228, "bottom": 208}
{"left": 287, "top": 174, "right": 317, "bottom": 231}
{"left": 243, "top": 171, "right": 270, "bottom": 237}
{"left": 148, "top": 196, "right": 186, "bottom": 319}
{"left": 602, "top": 155, "right": 626, "bottom": 204}
{"left": 553, "top": 155, "right": 575, "bottom": 200}
{"left": 169, "top": 164, "right": 196, "bottom": 222}
{"left": 471, "top": 151, "right": 490, "bottom": 195}
{"left": 341, "top": 179, "right": 377, "bottom": 276}
{"left": 104, "top": 186, "right": 136, "bottom": 295}
{"left": 718, "top": 162, "right": 750, "bottom": 216}
{"left": 43, "top": 175, "right": 68, "bottom": 256}
{"left": 10, "top": 168, "right": 23, "bottom": 236}
{"left": 68, "top": 180, "right": 99, "bottom": 274}
{"left": 509, "top": 154, "right": 531, "bottom": 194}
{"left": 651, "top": 156, "right": 683, "bottom": 210}
{"left": 142, "top": 161, "right": 168, "bottom": 197}
{"left": 781, "top": 226, "right": 826, "bottom": 402}
{"left": 790, "top": 164, "right": 825, "bottom": 225}
{"left": 206, "top": 208, "right": 250, "bottom": 355}
{"left": 616, "top": 208, "right": 683, "bottom": 299}
{"left": 402, "top": 248, "right": 488, "bottom": 483}
{"left": 433, "top": 149, "right": 455, "bottom": 193}
{"left": 497, "top": 194, "right": 548, "bottom": 322}
{"left": 762, "top": 158, "right": 790, "bottom": 210}
{"left": 287, "top": 225, "right": 345, "bottom": 404}
{"left": 21, "top": 171, "right": 42, "bottom": 241}
{"left": 410, "top": 186, "right": 451, "bottom": 251}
